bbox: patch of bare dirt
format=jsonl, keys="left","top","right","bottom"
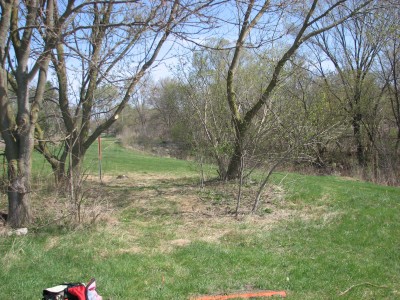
{"left": 88, "top": 173, "right": 184, "bottom": 187}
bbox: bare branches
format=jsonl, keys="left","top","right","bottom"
{"left": 28, "top": 0, "right": 226, "bottom": 180}
{"left": 227, "top": 1, "right": 270, "bottom": 124}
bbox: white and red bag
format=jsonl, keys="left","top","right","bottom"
{"left": 42, "top": 278, "right": 102, "bottom": 300}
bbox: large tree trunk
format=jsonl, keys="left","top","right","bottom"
{"left": 226, "top": 137, "right": 244, "bottom": 180}
{"left": 1, "top": 67, "right": 33, "bottom": 227}
{"left": 7, "top": 75, "right": 36, "bottom": 227}
{"left": 7, "top": 163, "right": 32, "bottom": 228}
{"left": 225, "top": 121, "right": 247, "bottom": 180}
{"left": 3, "top": 86, "right": 35, "bottom": 227}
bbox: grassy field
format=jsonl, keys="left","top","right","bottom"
{"left": 1, "top": 139, "right": 399, "bottom": 299}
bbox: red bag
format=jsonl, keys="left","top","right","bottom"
{"left": 66, "top": 284, "right": 86, "bottom": 300}
{"left": 43, "top": 278, "right": 102, "bottom": 300}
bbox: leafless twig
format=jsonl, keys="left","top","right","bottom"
{"left": 339, "top": 282, "right": 389, "bottom": 296}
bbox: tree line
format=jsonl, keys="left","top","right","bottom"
{"left": 114, "top": 0, "right": 400, "bottom": 184}
{"left": 1, "top": 0, "right": 398, "bottom": 228}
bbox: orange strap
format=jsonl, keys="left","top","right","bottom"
{"left": 191, "top": 290, "right": 287, "bottom": 299}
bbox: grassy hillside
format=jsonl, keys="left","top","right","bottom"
{"left": 29, "top": 138, "right": 197, "bottom": 179}
{"left": 1, "top": 139, "right": 399, "bottom": 299}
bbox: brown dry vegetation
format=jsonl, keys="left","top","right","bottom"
{"left": 35, "top": 173, "right": 336, "bottom": 255}
{"left": 1, "top": 172, "right": 339, "bottom": 256}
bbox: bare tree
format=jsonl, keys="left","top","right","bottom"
{"left": 0, "top": 0, "right": 82, "bottom": 227}
{"left": 220, "top": 0, "right": 375, "bottom": 180}
{"left": 311, "top": 2, "right": 390, "bottom": 172}
{"left": 36, "top": 0, "right": 221, "bottom": 183}
{"left": 378, "top": 12, "right": 400, "bottom": 153}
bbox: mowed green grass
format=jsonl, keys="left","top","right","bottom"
{"left": 91, "top": 139, "right": 195, "bottom": 175}
{"left": 1, "top": 139, "right": 399, "bottom": 299}
{"left": 30, "top": 138, "right": 196, "bottom": 178}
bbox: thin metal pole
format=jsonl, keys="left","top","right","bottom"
{"left": 98, "top": 136, "right": 102, "bottom": 182}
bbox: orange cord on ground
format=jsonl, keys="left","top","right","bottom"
{"left": 190, "top": 290, "right": 287, "bottom": 299}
